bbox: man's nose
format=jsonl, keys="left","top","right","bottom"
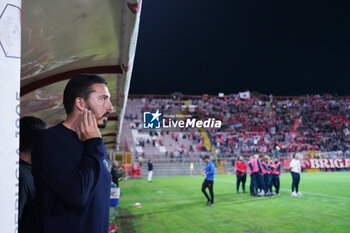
{"left": 106, "top": 99, "right": 114, "bottom": 111}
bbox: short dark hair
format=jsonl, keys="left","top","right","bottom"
{"left": 20, "top": 116, "right": 47, "bottom": 152}
{"left": 203, "top": 155, "right": 210, "bottom": 160}
{"left": 63, "top": 74, "right": 107, "bottom": 114}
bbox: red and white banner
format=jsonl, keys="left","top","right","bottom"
{"left": 0, "top": 0, "right": 21, "bottom": 232}
{"left": 289, "top": 117, "right": 302, "bottom": 138}
{"left": 282, "top": 159, "right": 350, "bottom": 170}
{"left": 239, "top": 91, "right": 250, "bottom": 100}
{"left": 329, "top": 115, "right": 348, "bottom": 129}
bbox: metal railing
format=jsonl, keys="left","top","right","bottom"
{"left": 130, "top": 151, "right": 350, "bottom": 175}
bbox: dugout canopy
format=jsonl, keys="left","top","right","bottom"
{"left": 20, "top": 0, "right": 143, "bottom": 150}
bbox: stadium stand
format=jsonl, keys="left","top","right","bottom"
{"left": 120, "top": 94, "right": 350, "bottom": 169}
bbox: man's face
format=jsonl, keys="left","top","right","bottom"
{"left": 238, "top": 156, "right": 242, "bottom": 161}
{"left": 85, "top": 83, "right": 113, "bottom": 128}
{"left": 274, "top": 158, "right": 278, "bottom": 162}
{"left": 204, "top": 158, "right": 209, "bottom": 163}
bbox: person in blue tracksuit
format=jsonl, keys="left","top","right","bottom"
{"left": 32, "top": 74, "right": 114, "bottom": 233}
{"left": 201, "top": 155, "right": 215, "bottom": 206}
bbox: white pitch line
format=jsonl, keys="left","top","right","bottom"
{"left": 196, "top": 177, "right": 350, "bottom": 201}
{"left": 279, "top": 189, "right": 350, "bottom": 201}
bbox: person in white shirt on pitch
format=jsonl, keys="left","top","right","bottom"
{"left": 289, "top": 154, "right": 301, "bottom": 196}
{"left": 147, "top": 159, "right": 153, "bottom": 183}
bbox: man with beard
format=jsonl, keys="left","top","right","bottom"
{"left": 32, "top": 74, "right": 113, "bottom": 233}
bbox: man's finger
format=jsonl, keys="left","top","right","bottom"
{"left": 91, "top": 112, "right": 97, "bottom": 127}
{"left": 83, "top": 109, "right": 89, "bottom": 128}
{"left": 87, "top": 110, "right": 94, "bottom": 127}
{"left": 80, "top": 111, "right": 86, "bottom": 140}
{"left": 80, "top": 111, "right": 84, "bottom": 130}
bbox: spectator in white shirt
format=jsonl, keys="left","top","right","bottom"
{"left": 289, "top": 154, "right": 301, "bottom": 196}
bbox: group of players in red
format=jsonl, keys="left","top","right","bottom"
{"left": 235, "top": 154, "right": 281, "bottom": 197}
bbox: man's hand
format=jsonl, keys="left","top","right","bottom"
{"left": 201, "top": 172, "right": 206, "bottom": 177}
{"left": 80, "top": 110, "right": 101, "bottom": 141}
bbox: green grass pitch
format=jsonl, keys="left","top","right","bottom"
{"left": 113, "top": 172, "right": 350, "bottom": 233}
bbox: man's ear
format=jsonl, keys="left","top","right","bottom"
{"left": 75, "top": 97, "right": 86, "bottom": 111}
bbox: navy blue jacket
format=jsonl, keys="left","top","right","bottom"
{"left": 32, "top": 122, "right": 111, "bottom": 233}
{"left": 19, "top": 159, "right": 36, "bottom": 233}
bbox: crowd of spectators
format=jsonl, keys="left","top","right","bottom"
{"left": 125, "top": 93, "right": 350, "bottom": 158}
